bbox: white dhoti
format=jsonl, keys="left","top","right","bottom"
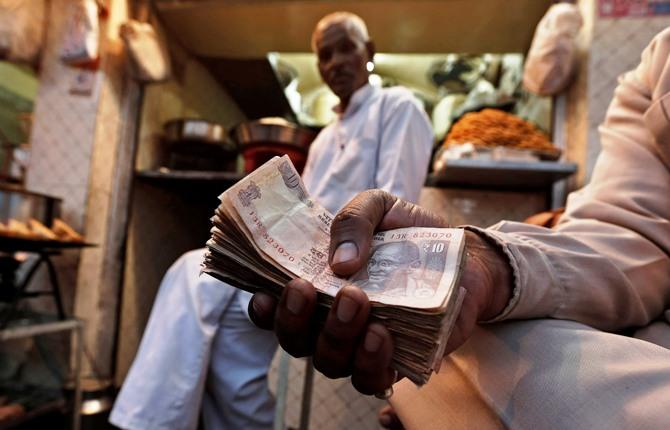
{"left": 392, "top": 319, "right": 670, "bottom": 430}
{"left": 109, "top": 249, "right": 278, "bottom": 430}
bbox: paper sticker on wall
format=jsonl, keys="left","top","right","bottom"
{"left": 599, "top": 0, "right": 670, "bottom": 17}
{"left": 70, "top": 69, "right": 97, "bottom": 96}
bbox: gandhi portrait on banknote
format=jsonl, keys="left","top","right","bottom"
{"left": 354, "top": 241, "right": 432, "bottom": 298}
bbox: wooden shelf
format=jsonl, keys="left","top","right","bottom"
{"left": 135, "top": 169, "right": 244, "bottom": 184}
{"left": 426, "top": 159, "right": 578, "bottom": 190}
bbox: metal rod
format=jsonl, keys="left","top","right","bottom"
{"left": 44, "top": 254, "right": 65, "bottom": 320}
{"left": 273, "top": 350, "right": 291, "bottom": 430}
{"left": 0, "top": 319, "right": 80, "bottom": 340}
{"left": 299, "top": 361, "right": 315, "bottom": 430}
{"left": 72, "top": 321, "right": 83, "bottom": 430}
{"left": 16, "top": 256, "right": 43, "bottom": 293}
{"left": 0, "top": 318, "right": 83, "bottom": 429}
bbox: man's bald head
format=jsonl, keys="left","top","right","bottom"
{"left": 311, "top": 11, "right": 369, "bottom": 51}
{"left": 311, "top": 11, "right": 374, "bottom": 110}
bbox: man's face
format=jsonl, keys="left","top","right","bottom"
{"left": 367, "top": 244, "right": 410, "bottom": 284}
{"left": 314, "top": 22, "right": 371, "bottom": 104}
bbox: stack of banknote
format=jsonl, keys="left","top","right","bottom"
{"left": 203, "top": 155, "right": 466, "bottom": 385}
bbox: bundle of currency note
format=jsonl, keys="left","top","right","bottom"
{"left": 203, "top": 155, "right": 466, "bottom": 386}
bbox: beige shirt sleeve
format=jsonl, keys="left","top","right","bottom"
{"left": 471, "top": 29, "right": 670, "bottom": 332}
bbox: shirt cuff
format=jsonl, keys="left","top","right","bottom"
{"left": 462, "top": 225, "right": 522, "bottom": 322}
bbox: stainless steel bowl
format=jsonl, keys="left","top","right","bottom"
{"left": 0, "top": 185, "right": 62, "bottom": 225}
{"left": 164, "top": 118, "right": 227, "bottom": 144}
{"left": 164, "top": 118, "right": 238, "bottom": 152}
{"left": 162, "top": 118, "right": 239, "bottom": 171}
{"left": 232, "top": 117, "right": 317, "bottom": 151}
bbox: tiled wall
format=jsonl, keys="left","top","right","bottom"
{"left": 25, "top": 0, "right": 136, "bottom": 378}
{"left": 26, "top": 0, "right": 98, "bottom": 233}
{"left": 584, "top": 13, "right": 670, "bottom": 180}
{"left": 550, "top": 0, "right": 670, "bottom": 188}
{"left": 269, "top": 355, "right": 386, "bottom": 430}
{"left": 25, "top": 0, "right": 104, "bottom": 314}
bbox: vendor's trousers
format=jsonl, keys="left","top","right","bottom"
{"left": 391, "top": 319, "right": 670, "bottom": 430}
{"left": 109, "top": 249, "right": 278, "bottom": 430}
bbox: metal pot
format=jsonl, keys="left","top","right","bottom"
{"left": 232, "top": 118, "right": 318, "bottom": 173}
{"left": 164, "top": 118, "right": 226, "bottom": 144}
{"left": 0, "top": 185, "right": 62, "bottom": 226}
{"left": 232, "top": 118, "right": 317, "bottom": 150}
{"left": 162, "top": 119, "right": 239, "bottom": 171}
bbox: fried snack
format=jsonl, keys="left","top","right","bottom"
{"left": 29, "top": 218, "right": 58, "bottom": 240}
{"left": 7, "top": 219, "right": 33, "bottom": 238}
{"left": 0, "top": 403, "right": 26, "bottom": 423}
{"left": 52, "top": 218, "right": 84, "bottom": 242}
{"left": 444, "top": 109, "right": 555, "bottom": 151}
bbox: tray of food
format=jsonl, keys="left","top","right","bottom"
{"left": 0, "top": 218, "right": 93, "bottom": 252}
{"left": 439, "top": 108, "right": 561, "bottom": 162}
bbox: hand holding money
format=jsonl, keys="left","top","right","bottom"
{"left": 203, "top": 156, "right": 512, "bottom": 392}
{"left": 249, "top": 190, "right": 513, "bottom": 395}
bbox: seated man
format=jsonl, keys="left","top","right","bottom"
{"left": 110, "top": 11, "right": 434, "bottom": 430}
{"left": 250, "top": 28, "right": 670, "bottom": 429}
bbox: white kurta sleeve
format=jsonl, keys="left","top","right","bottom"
{"left": 374, "top": 92, "right": 434, "bottom": 204}
{"left": 470, "top": 30, "right": 670, "bottom": 332}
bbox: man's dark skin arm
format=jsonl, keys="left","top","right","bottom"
{"left": 249, "top": 190, "right": 513, "bottom": 395}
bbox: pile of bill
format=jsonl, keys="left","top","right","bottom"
{"left": 203, "top": 155, "right": 466, "bottom": 386}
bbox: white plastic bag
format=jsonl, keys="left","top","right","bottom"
{"left": 60, "top": 0, "right": 99, "bottom": 66}
{"left": 120, "top": 21, "right": 171, "bottom": 82}
{"left": 523, "top": 3, "right": 583, "bottom": 96}
{"left": 0, "top": 0, "right": 46, "bottom": 64}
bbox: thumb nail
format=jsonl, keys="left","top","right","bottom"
{"left": 332, "top": 241, "right": 358, "bottom": 265}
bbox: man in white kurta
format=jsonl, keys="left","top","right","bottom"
{"left": 109, "top": 11, "right": 433, "bottom": 430}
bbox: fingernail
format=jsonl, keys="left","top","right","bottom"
{"left": 364, "top": 330, "right": 382, "bottom": 353}
{"left": 336, "top": 295, "right": 359, "bottom": 323}
{"left": 286, "top": 288, "right": 305, "bottom": 315}
{"left": 251, "top": 295, "right": 267, "bottom": 317}
{"left": 332, "top": 241, "right": 358, "bottom": 265}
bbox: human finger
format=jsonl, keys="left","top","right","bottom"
{"left": 274, "top": 279, "right": 319, "bottom": 357}
{"left": 248, "top": 293, "right": 278, "bottom": 330}
{"left": 351, "top": 322, "right": 395, "bottom": 395}
{"left": 312, "top": 285, "right": 371, "bottom": 378}
{"left": 378, "top": 404, "right": 405, "bottom": 429}
{"left": 329, "top": 190, "right": 448, "bottom": 277}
